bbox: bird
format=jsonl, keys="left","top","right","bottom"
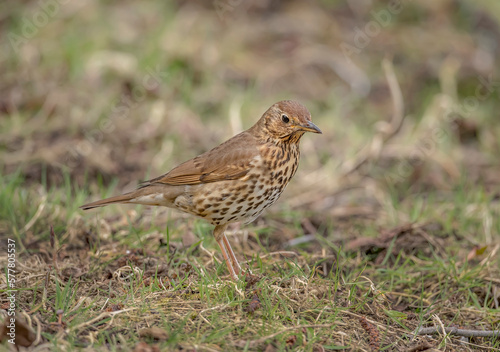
{"left": 80, "top": 100, "right": 321, "bottom": 280}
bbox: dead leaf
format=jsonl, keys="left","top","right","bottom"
{"left": 61, "top": 266, "right": 86, "bottom": 280}
{"left": 134, "top": 341, "right": 160, "bottom": 352}
{"left": 138, "top": 327, "right": 168, "bottom": 341}
{"left": 106, "top": 303, "right": 124, "bottom": 312}
{"left": 285, "top": 334, "right": 297, "bottom": 347}
{"left": 244, "top": 293, "right": 261, "bottom": 313}
{"left": 406, "top": 341, "right": 432, "bottom": 352}
{"left": 451, "top": 117, "right": 478, "bottom": 143}
{"left": 0, "top": 316, "right": 36, "bottom": 348}
{"left": 467, "top": 245, "right": 488, "bottom": 261}
{"left": 264, "top": 343, "right": 277, "bottom": 352}
{"left": 245, "top": 272, "right": 260, "bottom": 289}
{"left": 179, "top": 262, "right": 192, "bottom": 275}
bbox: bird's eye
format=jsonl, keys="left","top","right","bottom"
{"left": 281, "top": 114, "right": 289, "bottom": 123}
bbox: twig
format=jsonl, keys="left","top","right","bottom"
{"left": 198, "top": 303, "right": 231, "bottom": 328}
{"left": 199, "top": 242, "right": 220, "bottom": 265}
{"left": 100, "top": 297, "right": 110, "bottom": 311}
{"left": 199, "top": 303, "right": 230, "bottom": 315}
{"left": 385, "top": 291, "right": 431, "bottom": 306}
{"left": 67, "top": 308, "right": 136, "bottom": 333}
{"left": 32, "top": 315, "right": 43, "bottom": 346}
{"left": 415, "top": 326, "right": 500, "bottom": 337}
{"left": 22, "top": 196, "right": 47, "bottom": 234}
{"left": 381, "top": 57, "right": 405, "bottom": 136}
{"left": 341, "top": 309, "right": 407, "bottom": 335}
{"left": 480, "top": 243, "right": 500, "bottom": 267}
{"left": 431, "top": 314, "right": 449, "bottom": 345}
{"left": 240, "top": 251, "right": 299, "bottom": 264}
{"left": 485, "top": 277, "right": 500, "bottom": 285}
{"left": 405, "top": 342, "right": 432, "bottom": 352}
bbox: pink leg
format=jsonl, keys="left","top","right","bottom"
{"left": 217, "top": 239, "right": 238, "bottom": 280}
{"left": 222, "top": 234, "right": 242, "bottom": 275}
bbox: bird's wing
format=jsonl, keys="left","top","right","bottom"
{"left": 145, "top": 131, "right": 259, "bottom": 186}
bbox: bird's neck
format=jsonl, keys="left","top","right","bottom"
{"left": 249, "top": 122, "right": 304, "bottom": 148}
{"left": 269, "top": 130, "right": 306, "bottom": 148}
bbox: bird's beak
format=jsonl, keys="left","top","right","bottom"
{"left": 300, "top": 121, "right": 322, "bottom": 134}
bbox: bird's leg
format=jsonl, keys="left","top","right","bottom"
{"left": 222, "top": 234, "right": 242, "bottom": 275}
{"left": 214, "top": 225, "right": 238, "bottom": 280}
{"left": 217, "top": 240, "right": 237, "bottom": 280}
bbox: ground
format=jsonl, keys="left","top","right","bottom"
{"left": 0, "top": 1, "right": 499, "bottom": 351}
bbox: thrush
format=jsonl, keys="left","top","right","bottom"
{"left": 81, "top": 100, "right": 321, "bottom": 280}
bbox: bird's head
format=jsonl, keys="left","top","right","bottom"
{"left": 254, "top": 100, "right": 322, "bottom": 143}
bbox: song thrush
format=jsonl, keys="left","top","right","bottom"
{"left": 81, "top": 100, "right": 321, "bottom": 280}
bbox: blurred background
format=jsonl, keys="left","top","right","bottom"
{"left": 1, "top": 0, "right": 499, "bottom": 242}
{"left": 1, "top": 1, "right": 500, "bottom": 349}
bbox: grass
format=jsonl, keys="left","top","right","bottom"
{"left": 1, "top": 170, "right": 498, "bottom": 350}
{"left": 1, "top": 0, "right": 500, "bottom": 351}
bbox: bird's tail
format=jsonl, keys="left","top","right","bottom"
{"left": 80, "top": 193, "right": 134, "bottom": 210}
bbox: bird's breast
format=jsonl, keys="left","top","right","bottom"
{"left": 172, "top": 145, "right": 301, "bottom": 227}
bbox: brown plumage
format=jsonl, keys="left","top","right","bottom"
{"left": 81, "top": 100, "right": 321, "bottom": 280}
